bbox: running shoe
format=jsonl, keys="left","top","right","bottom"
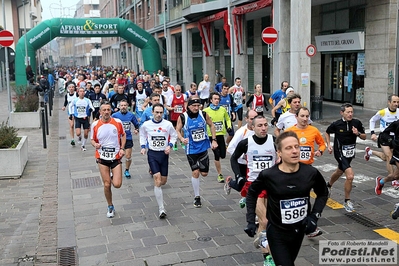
{"left": 263, "top": 254, "right": 276, "bottom": 266}
{"left": 307, "top": 228, "right": 323, "bottom": 238}
{"left": 326, "top": 181, "right": 332, "bottom": 198}
{"left": 124, "top": 170, "right": 131, "bottom": 179}
{"left": 344, "top": 200, "right": 355, "bottom": 212}
{"left": 375, "top": 176, "right": 384, "bottom": 195}
{"left": 173, "top": 143, "right": 178, "bottom": 151}
{"left": 392, "top": 180, "right": 399, "bottom": 190}
{"left": 70, "top": 140, "right": 75, "bottom": 146}
{"left": 239, "top": 197, "right": 246, "bottom": 208}
{"left": 364, "top": 146, "right": 371, "bottom": 161}
{"left": 193, "top": 196, "right": 202, "bottom": 208}
{"left": 224, "top": 176, "right": 232, "bottom": 195}
{"left": 217, "top": 174, "right": 225, "bottom": 183}
{"left": 253, "top": 230, "right": 267, "bottom": 249}
{"left": 159, "top": 207, "right": 167, "bottom": 219}
{"left": 391, "top": 203, "right": 399, "bottom": 219}
{"left": 107, "top": 205, "right": 115, "bottom": 218}
{"left": 81, "top": 145, "right": 86, "bottom": 151}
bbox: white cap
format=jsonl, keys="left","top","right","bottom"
{"left": 286, "top": 87, "right": 294, "bottom": 94}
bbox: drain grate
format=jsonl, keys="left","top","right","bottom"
{"left": 72, "top": 176, "right": 102, "bottom": 189}
{"left": 57, "top": 246, "right": 77, "bottom": 266}
{"left": 59, "top": 136, "right": 66, "bottom": 140}
{"left": 197, "top": 236, "right": 212, "bottom": 242}
{"left": 345, "top": 212, "right": 382, "bottom": 228}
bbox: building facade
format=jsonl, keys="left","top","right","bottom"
{"left": 56, "top": 0, "right": 397, "bottom": 110}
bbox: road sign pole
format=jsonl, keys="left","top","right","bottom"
{"left": 268, "top": 44, "right": 273, "bottom": 58}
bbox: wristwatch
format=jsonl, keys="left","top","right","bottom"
{"left": 212, "top": 138, "right": 217, "bottom": 141}
{"left": 357, "top": 132, "right": 361, "bottom": 136}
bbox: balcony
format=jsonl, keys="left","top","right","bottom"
{"left": 170, "top": 4, "right": 183, "bottom": 21}
{"left": 158, "top": 12, "right": 169, "bottom": 25}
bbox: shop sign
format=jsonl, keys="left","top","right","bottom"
{"left": 60, "top": 20, "right": 118, "bottom": 35}
{"left": 315, "top": 32, "right": 364, "bottom": 52}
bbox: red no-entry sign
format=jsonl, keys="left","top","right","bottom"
{"left": 262, "top": 27, "right": 278, "bottom": 45}
{"left": 0, "top": 30, "right": 14, "bottom": 47}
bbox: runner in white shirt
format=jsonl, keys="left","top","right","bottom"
{"left": 198, "top": 74, "right": 211, "bottom": 108}
{"left": 140, "top": 103, "right": 178, "bottom": 219}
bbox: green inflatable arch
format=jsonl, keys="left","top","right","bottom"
{"left": 15, "top": 18, "right": 162, "bottom": 86}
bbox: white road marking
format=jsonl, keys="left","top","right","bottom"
{"left": 313, "top": 164, "right": 337, "bottom": 172}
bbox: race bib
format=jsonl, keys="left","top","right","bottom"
{"left": 214, "top": 121, "right": 223, "bottom": 132}
{"left": 191, "top": 128, "right": 205, "bottom": 142}
{"left": 234, "top": 95, "right": 242, "bottom": 105}
{"left": 122, "top": 121, "right": 131, "bottom": 132}
{"left": 93, "top": 100, "right": 100, "bottom": 108}
{"left": 300, "top": 146, "right": 311, "bottom": 161}
{"left": 342, "top": 144, "right": 355, "bottom": 158}
{"left": 280, "top": 198, "right": 308, "bottom": 224}
{"left": 77, "top": 106, "right": 86, "bottom": 116}
{"left": 255, "top": 106, "right": 263, "bottom": 112}
{"left": 175, "top": 105, "right": 183, "bottom": 113}
{"left": 100, "top": 147, "right": 116, "bottom": 160}
{"left": 150, "top": 136, "right": 167, "bottom": 149}
{"left": 252, "top": 155, "right": 273, "bottom": 172}
{"left": 137, "top": 99, "right": 145, "bottom": 105}
{"left": 221, "top": 104, "right": 229, "bottom": 111}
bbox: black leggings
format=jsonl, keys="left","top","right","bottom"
{"left": 267, "top": 223, "right": 304, "bottom": 266}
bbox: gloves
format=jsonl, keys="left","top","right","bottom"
{"left": 270, "top": 117, "right": 277, "bottom": 125}
{"left": 227, "top": 127, "right": 233, "bottom": 133}
{"left": 302, "top": 214, "right": 318, "bottom": 235}
{"left": 244, "top": 222, "right": 257, "bottom": 237}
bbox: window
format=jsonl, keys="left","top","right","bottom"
{"left": 247, "top": 20, "right": 254, "bottom": 48}
{"left": 321, "top": 0, "right": 365, "bottom": 33}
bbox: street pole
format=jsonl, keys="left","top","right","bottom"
{"left": 2, "top": 0, "right": 12, "bottom": 122}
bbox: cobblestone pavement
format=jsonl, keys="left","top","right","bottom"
{"left": 0, "top": 88, "right": 398, "bottom": 265}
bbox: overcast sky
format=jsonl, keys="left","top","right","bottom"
{"left": 41, "top": 0, "right": 80, "bottom": 20}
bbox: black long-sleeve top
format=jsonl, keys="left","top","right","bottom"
{"left": 246, "top": 163, "right": 328, "bottom": 231}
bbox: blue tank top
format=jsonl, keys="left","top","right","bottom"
{"left": 219, "top": 94, "right": 232, "bottom": 115}
{"left": 112, "top": 112, "right": 138, "bottom": 140}
{"left": 183, "top": 112, "right": 210, "bottom": 155}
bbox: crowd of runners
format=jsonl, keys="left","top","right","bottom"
{"left": 51, "top": 66, "right": 399, "bottom": 266}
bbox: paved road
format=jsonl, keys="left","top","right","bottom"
{"left": 0, "top": 89, "right": 398, "bottom": 266}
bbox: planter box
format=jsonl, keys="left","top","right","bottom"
{"left": 10, "top": 111, "right": 41, "bottom": 129}
{"left": 0, "top": 136, "right": 28, "bottom": 179}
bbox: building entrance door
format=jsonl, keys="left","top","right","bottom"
{"left": 332, "top": 56, "right": 344, "bottom": 101}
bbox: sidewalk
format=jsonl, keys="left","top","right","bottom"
{"left": 0, "top": 89, "right": 398, "bottom": 266}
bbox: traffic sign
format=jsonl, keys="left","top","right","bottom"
{"left": 262, "top": 27, "right": 278, "bottom": 45}
{"left": 306, "top": 44, "right": 317, "bottom": 57}
{"left": 0, "top": 30, "right": 14, "bottom": 47}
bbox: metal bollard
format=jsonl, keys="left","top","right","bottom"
{"left": 49, "top": 90, "right": 53, "bottom": 116}
{"left": 41, "top": 109, "right": 47, "bottom": 149}
{"left": 44, "top": 103, "right": 49, "bottom": 135}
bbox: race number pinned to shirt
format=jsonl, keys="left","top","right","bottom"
{"left": 342, "top": 144, "right": 355, "bottom": 158}
{"left": 100, "top": 147, "right": 116, "bottom": 160}
{"left": 150, "top": 136, "right": 167, "bottom": 150}
{"left": 175, "top": 105, "right": 183, "bottom": 113}
{"left": 214, "top": 121, "right": 223, "bottom": 132}
{"left": 252, "top": 155, "right": 273, "bottom": 172}
{"left": 93, "top": 100, "right": 101, "bottom": 108}
{"left": 255, "top": 106, "right": 263, "bottom": 112}
{"left": 122, "top": 121, "right": 131, "bottom": 132}
{"left": 300, "top": 146, "right": 311, "bottom": 161}
{"left": 280, "top": 197, "right": 308, "bottom": 224}
{"left": 77, "top": 106, "right": 86, "bottom": 116}
{"left": 191, "top": 128, "right": 205, "bottom": 142}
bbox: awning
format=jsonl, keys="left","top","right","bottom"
{"left": 232, "top": 0, "right": 272, "bottom": 54}
{"left": 198, "top": 10, "right": 230, "bottom": 56}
